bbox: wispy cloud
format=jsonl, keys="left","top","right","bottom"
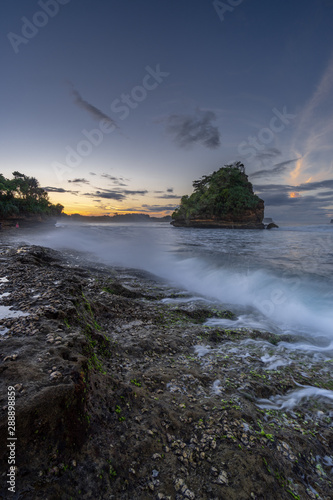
{"left": 155, "top": 194, "right": 180, "bottom": 199}
{"left": 254, "top": 148, "right": 281, "bottom": 161}
{"left": 68, "top": 178, "right": 89, "bottom": 184}
{"left": 164, "top": 108, "right": 221, "bottom": 149}
{"left": 142, "top": 204, "right": 176, "bottom": 212}
{"left": 123, "top": 190, "right": 148, "bottom": 196}
{"left": 83, "top": 188, "right": 148, "bottom": 202}
{"left": 69, "top": 83, "right": 118, "bottom": 127}
{"left": 101, "top": 173, "right": 128, "bottom": 186}
{"left": 250, "top": 158, "right": 299, "bottom": 179}
{"left": 84, "top": 191, "right": 125, "bottom": 201}
{"left": 291, "top": 52, "right": 333, "bottom": 183}
{"left": 43, "top": 186, "right": 78, "bottom": 194}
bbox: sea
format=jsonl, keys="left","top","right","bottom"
{"left": 2, "top": 222, "right": 333, "bottom": 409}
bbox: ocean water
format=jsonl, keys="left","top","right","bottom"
{"left": 7, "top": 222, "right": 333, "bottom": 352}
{"left": 2, "top": 221, "right": 333, "bottom": 410}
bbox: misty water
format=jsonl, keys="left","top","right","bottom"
{"left": 4, "top": 222, "right": 333, "bottom": 409}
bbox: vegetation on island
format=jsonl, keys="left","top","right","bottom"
{"left": 0, "top": 171, "right": 63, "bottom": 218}
{"left": 172, "top": 162, "right": 263, "bottom": 221}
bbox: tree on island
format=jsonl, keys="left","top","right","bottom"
{"left": 0, "top": 172, "right": 63, "bottom": 218}
{"left": 172, "top": 162, "right": 264, "bottom": 227}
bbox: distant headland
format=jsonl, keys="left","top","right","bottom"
{"left": 59, "top": 213, "right": 172, "bottom": 223}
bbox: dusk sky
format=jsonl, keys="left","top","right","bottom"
{"left": 1, "top": 0, "right": 333, "bottom": 222}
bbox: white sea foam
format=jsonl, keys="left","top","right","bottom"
{"left": 193, "top": 345, "right": 211, "bottom": 357}
{"left": 10, "top": 223, "right": 333, "bottom": 352}
{"left": 257, "top": 386, "right": 333, "bottom": 410}
{"left": 260, "top": 354, "right": 291, "bottom": 370}
{"left": 211, "top": 379, "right": 222, "bottom": 395}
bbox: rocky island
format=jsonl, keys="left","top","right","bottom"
{"left": 171, "top": 163, "right": 265, "bottom": 229}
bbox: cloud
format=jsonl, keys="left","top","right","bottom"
{"left": 68, "top": 178, "right": 89, "bottom": 184}
{"left": 166, "top": 188, "right": 174, "bottom": 193}
{"left": 43, "top": 186, "right": 67, "bottom": 193}
{"left": 250, "top": 158, "right": 299, "bottom": 179}
{"left": 84, "top": 191, "right": 126, "bottom": 201}
{"left": 123, "top": 190, "right": 148, "bottom": 196}
{"left": 298, "top": 52, "right": 333, "bottom": 131}
{"left": 290, "top": 52, "right": 333, "bottom": 182}
{"left": 142, "top": 204, "right": 176, "bottom": 212}
{"left": 43, "top": 186, "right": 78, "bottom": 195}
{"left": 165, "top": 109, "right": 221, "bottom": 149}
{"left": 70, "top": 84, "right": 118, "bottom": 127}
{"left": 155, "top": 194, "right": 180, "bottom": 199}
{"left": 101, "top": 173, "right": 128, "bottom": 186}
{"left": 297, "top": 179, "right": 333, "bottom": 191}
{"left": 83, "top": 188, "right": 148, "bottom": 201}
{"left": 89, "top": 172, "right": 97, "bottom": 176}
{"left": 254, "top": 148, "right": 281, "bottom": 160}
{"left": 252, "top": 178, "right": 333, "bottom": 222}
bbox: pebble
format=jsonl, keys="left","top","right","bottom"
{"left": 214, "top": 471, "right": 228, "bottom": 485}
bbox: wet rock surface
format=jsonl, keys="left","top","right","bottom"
{"left": 0, "top": 245, "right": 332, "bottom": 499}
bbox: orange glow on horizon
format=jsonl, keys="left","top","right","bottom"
{"left": 47, "top": 193, "right": 175, "bottom": 218}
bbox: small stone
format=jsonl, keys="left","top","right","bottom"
{"left": 215, "top": 470, "right": 228, "bottom": 485}
{"left": 184, "top": 489, "right": 195, "bottom": 499}
{"left": 147, "top": 481, "right": 155, "bottom": 491}
{"left": 174, "top": 478, "right": 185, "bottom": 492}
{"left": 152, "top": 454, "right": 161, "bottom": 460}
{"left": 211, "top": 467, "right": 218, "bottom": 476}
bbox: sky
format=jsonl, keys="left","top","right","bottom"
{"left": 1, "top": 0, "right": 333, "bottom": 223}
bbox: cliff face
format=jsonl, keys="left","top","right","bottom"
{"left": 171, "top": 200, "right": 264, "bottom": 229}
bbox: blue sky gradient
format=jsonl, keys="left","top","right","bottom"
{"left": 1, "top": 0, "right": 333, "bottom": 222}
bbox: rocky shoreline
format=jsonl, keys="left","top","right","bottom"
{"left": 0, "top": 244, "right": 332, "bottom": 499}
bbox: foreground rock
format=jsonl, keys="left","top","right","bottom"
{"left": 0, "top": 246, "right": 332, "bottom": 499}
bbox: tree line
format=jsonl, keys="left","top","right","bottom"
{"left": 0, "top": 172, "right": 64, "bottom": 217}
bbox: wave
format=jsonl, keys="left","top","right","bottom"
{"left": 11, "top": 224, "right": 333, "bottom": 346}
